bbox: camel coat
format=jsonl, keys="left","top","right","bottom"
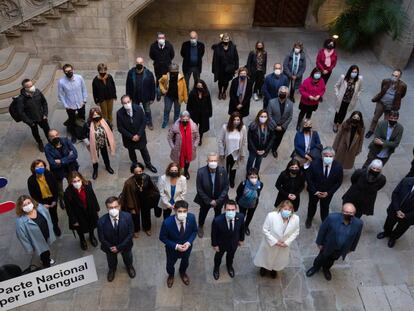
{"left": 333, "top": 75, "right": 363, "bottom": 112}
{"left": 159, "top": 72, "right": 188, "bottom": 104}
{"left": 332, "top": 124, "right": 364, "bottom": 169}
{"left": 253, "top": 211, "right": 300, "bottom": 271}
{"left": 157, "top": 175, "right": 187, "bottom": 210}
{"left": 167, "top": 119, "right": 200, "bottom": 164}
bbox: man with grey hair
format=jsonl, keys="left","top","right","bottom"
{"left": 267, "top": 85, "right": 293, "bottom": 158}
{"left": 194, "top": 152, "right": 229, "bottom": 238}
{"left": 305, "top": 146, "right": 343, "bottom": 228}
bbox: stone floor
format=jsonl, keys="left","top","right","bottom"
{"left": 1, "top": 28, "right": 414, "bottom": 310}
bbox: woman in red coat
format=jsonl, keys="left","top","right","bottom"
{"left": 316, "top": 38, "right": 337, "bottom": 84}
{"left": 296, "top": 68, "right": 326, "bottom": 130}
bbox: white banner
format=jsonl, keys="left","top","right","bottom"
{"left": 0, "top": 255, "right": 98, "bottom": 310}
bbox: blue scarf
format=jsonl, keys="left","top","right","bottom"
{"left": 238, "top": 179, "right": 261, "bottom": 209}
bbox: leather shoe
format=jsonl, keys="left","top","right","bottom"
{"left": 127, "top": 266, "right": 136, "bottom": 278}
{"left": 37, "top": 141, "right": 45, "bottom": 152}
{"left": 365, "top": 131, "right": 373, "bottom": 139}
{"left": 146, "top": 164, "right": 158, "bottom": 173}
{"left": 106, "top": 166, "right": 114, "bottom": 174}
{"left": 388, "top": 238, "right": 396, "bottom": 248}
{"left": 80, "top": 239, "right": 87, "bottom": 250}
{"left": 245, "top": 227, "right": 250, "bottom": 236}
{"left": 323, "top": 268, "right": 332, "bottom": 281}
{"left": 107, "top": 269, "right": 115, "bottom": 282}
{"left": 213, "top": 269, "right": 220, "bottom": 280}
{"left": 145, "top": 230, "right": 151, "bottom": 236}
{"left": 227, "top": 266, "right": 235, "bottom": 278}
{"left": 53, "top": 226, "right": 62, "bottom": 237}
{"left": 305, "top": 219, "right": 312, "bottom": 229}
{"left": 198, "top": 226, "right": 204, "bottom": 238}
{"left": 272, "top": 150, "right": 278, "bottom": 158}
{"left": 180, "top": 272, "right": 190, "bottom": 285}
{"left": 270, "top": 270, "right": 277, "bottom": 279}
{"left": 184, "top": 171, "right": 190, "bottom": 180}
{"left": 259, "top": 267, "right": 266, "bottom": 276}
{"left": 89, "top": 235, "right": 98, "bottom": 247}
{"left": 306, "top": 266, "right": 318, "bottom": 277}
{"left": 167, "top": 275, "right": 174, "bottom": 288}
{"left": 377, "top": 232, "right": 387, "bottom": 239}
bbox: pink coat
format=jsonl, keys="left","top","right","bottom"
{"left": 299, "top": 77, "right": 326, "bottom": 106}
{"left": 167, "top": 119, "right": 200, "bottom": 164}
{"left": 316, "top": 48, "right": 337, "bottom": 72}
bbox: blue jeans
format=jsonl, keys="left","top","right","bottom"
{"left": 164, "top": 96, "right": 180, "bottom": 124}
{"left": 246, "top": 151, "right": 263, "bottom": 172}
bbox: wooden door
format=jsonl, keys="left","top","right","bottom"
{"left": 253, "top": 0, "right": 310, "bottom": 27}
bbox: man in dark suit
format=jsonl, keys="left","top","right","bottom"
{"left": 211, "top": 199, "right": 245, "bottom": 280}
{"left": 159, "top": 200, "right": 198, "bottom": 288}
{"left": 306, "top": 203, "right": 363, "bottom": 280}
{"left": 117, "top": 95, "right": 157, "bottom": 173}
{"left": 180, "top": 30, "right": 205, "bottom": 91}
{"left": 306, "top": 146, "right": 343, "bottom": 228}
{"left": 377, "top": 177, "right": 414, "bottom": 248}
{"left": 194, "top": 152, "right": 230, "bottom": 238}
{"left": 97, "top": 196, "right": 136, "bottom": 282}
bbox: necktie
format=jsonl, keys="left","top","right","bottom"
{"left": 179, "top": 221, "right": 185, "bottom": 237}
{"left": 324, "top": 166, "right": 329, "bottom": 178}
{"left": 114, "top": 219, "right": 118, "bottom": 231}
{"left": 229, "top": 220, "right": 233, "bottom": 232}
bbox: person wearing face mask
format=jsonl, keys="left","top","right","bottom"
{"left": 120, "top": 163, "right": 160, "bottom": 238}
{"left": 97, "top": 196, "right": 135, "bottom": 282}
{"left": 158, "top": 162, "right": 187, "bottom": 220}
{"left": 211, "top": 200, "right": 245, "bottom": 280}
{"left": 15, "top": 195, "right": 56, "bottom": 267}
{"left": 180, "top": 31, "right": 205, "bottom": 91}
{"left": 306, "top": 203, "right": 362, "bottom": 281}
{"left": 296, "top": 68, "right": 326, "bottom": 130}
{"left": 332, "top": 65, "right": 363, "bottom": 133}
{"left": 236, "top": 168, "right": 263, "bottom": 236}
{"left": 274, "top": 160, "right": 305, "bottom": 212}
{"left": 149, "top": 32, "right": 175, "bottom": 101}
{"left": 159, "top": 63, "right": 188, "bottom": 128}
{"left": 267, "top": 85, "right": 293, "bottom": 158}
{"left": 126, "top": 57, "right": 156, "bottom": 130}
{"left": 117, "top": 95, "right": 157, "bottom": 173}
{"left": 58, "top": 64, "right": 88, "bottom": 143}
{"left": 228, "top": 67, "right": 253, "bottom": 118}
{"left": 246, "top": 110, "right": 275, "bottom": 172}
{"left": 16, "top": 78, "right": 50, "bottom": 152}
{"left": 27, "top": 159, "right": 61, "bottom": 236}
{"left": 283, "top": 41, "right": 306, "bottom": 102}
{"left": 254, "top": 200, "right": 299, "bottom": 279}
{"left": 92, "top": 63, "right": 117, "bottom": 124}
{"left": 218, "top": 112, "right": 247, "bottom": 188}
{"left": 366, "top": 69, "right": 407, "bottom": 138}
{"left": 342, "top": 160, "right": 386, "bottom": 218}
{"left": 262, "top": 62, "right": 289, "bottom": 109}
{"left": 82, "top": 107, "right": 115, "bottom": 179}
{"left": 363, "top": 110, "right": 403, "bottom": 168}
{"left": 159, "top": 200, "right": 198, "bottom": 288}
{"left": 293, "top": 119, "right": 322, "bottom": 169}
{"left": 211, "top": 33, "right": 239, "bottom": 100}
{"left": 305, "top": 147, "right": 343, "bottom": 229}
{"left": 63, "top": 172, "right": 100, "bottom": 250}
{"left": 332, "top": 111, "right": 364, "bottom": 169}
{"left": 186, "top": 79, "right": 212, "bottom": 145}
{"left": 316, "top": 38, "right": 338, "bottom": 84}
{"left": 246, "top": 41, "right": 267, "bottom": 101}
{"left": 194, "top": 152, "right": 229, "bottom": 238}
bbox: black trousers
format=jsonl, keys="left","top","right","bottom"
{"left": 198, "top": 203, "right": 222, "bottom": 227}
{"left": 334, "top": 101, "right": 350, "bottom": 124}
{"left": 239, "top": 206, "right": 256, "bottom": 228}
{"left": 184, "top": 66, "right": 200, "bottom": 91}
{"left": 131, "top": 209, "right": 151, "bottom": 232}
{"left": 166, "top": 248, "right": 191, "bottom": 276}
{"left": 214, "top": 248, "right": 236, "bottom": 269}
{"left": 252, "top": 70, "right": 265, "bottom": 94}
{"left": 218, "top": 80, "right": 230, "bottom": 93}
{"left": 321, "top": 71, "right": 332, "bottom": 85}
{"left": 76, "top": 228, "right": 95, "bottom": 241}
{"left": 272, "top": 129, "right": 286, "bottom": 152}
{"left": 127, "top": 146, "right": 152, "bottom": 166}
{"left": 106, "top": 249, "right": 133, "bottom": 270}
{"left": 29, "top": 119, "right": 50, "bottom": 143}
{"left": 163, "top": 208, "right": 172, "bottom": 220}
{"left": 383, "top": 212, "right": 413, "bottom": 240}
{"left": 40, "top": 250, "right": 51, "bottom": 267}
{"left": 41, "top": 197, "right": 59, "bottom": 229}
{"left": 307, "top": 193, "right": 333, "bottom": 222}
{"left": 66, "top": 105, "right": 85, "bottom": 137}
{"left": 297, "top": 106, "right": 315, "bottom": 128}
{"left": 312, "top": 249, "right": 342, "bottom": 271}
{"left": 97, "top": 145, "right": 111, "bottom": 167}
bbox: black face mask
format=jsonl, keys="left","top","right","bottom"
{"left": 181, "top": 120, "right": 189, "bottom": 125}
{"left": 369, "top": 170, "right": 380, "bottom": 176}
{"left": 135, "top": 174, "right": 143, "bottom": 180}
{"left": 99, "top": 72, "right": 106, "bottom": 77}
{"left": 170, "top": 72, "right": 178, "bottom": 77}
{"left": 327, "top": 44, "right": 334, "bottom": 50}
{"left": 136, "top": 64, "right": 143, "bottom": 71}
{"left": 197, "top": 87, "right": 203, "bottom": 92}
{"left": 389, "top": 120, "right": 397, "bottom": 127}
{"left": 303, "top": 127, "right": 312, "bottom": 132}
{"left": 93, "top": 116, "right": 102, "bottom": 122}
{"left": 289, "top": 168, "right": 299, "bottom": 175}
{"left": 169, "top": 172, "right": 179, "bottom": 178}
{"left": 223, "top": 42, "right": 229, "bottom": 46}
{"left": 65, "top": 71, "right": 73, "bottom": 78}
{"left": 51, "top": 137, "right": 60, "bottom": 146}
{"left": 343, "top": 214, "right": 353, "bottom": 222}
{"left": 279, "top": 94, "right": 287, "bottom": 100}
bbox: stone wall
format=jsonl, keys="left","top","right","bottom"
{"left": 305, "top": 0, "right": 347, "bottom": 30}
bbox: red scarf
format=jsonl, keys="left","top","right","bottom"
{"left": 76, "top": 186, "right": 87, "bottom": 209}
{"left": 179, "top": 122, "right": 193, "bottom": 168}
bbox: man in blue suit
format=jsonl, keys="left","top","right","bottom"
{"left": 262, "top": 62, "right": 289, "bottom": 109}
{"left": 306, "top": 203, "right": 363, "bottom": 281}
{"left": 97, "top": 196, "right": 135, "bottom": 282}
{"left": 159, "top": 200, "right": 198, "bottom": 288}
{"left": 211, "top": 199, "right": 245, "bottom": 280}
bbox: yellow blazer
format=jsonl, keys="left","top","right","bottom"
{"left": 159, "top": 73, "right": 188, "bottom": 104}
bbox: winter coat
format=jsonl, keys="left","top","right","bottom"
{"left": 316, "top": 48, "right": 338, "bottom": 73}
{"left": 299, "top": 77, "right": 326, "bottom": 107}
{"left": 44, "top": 138, "right": 79, "bottom": 180}
{"left": 17, "top": 88, "right": 48, "bottom": 124}
{"left": 247, "top": 122, "right": 275, "bottom": 155}
{"left": 333, "top": 123, "right": 364, "bottom": 169}
{"left": 333, "top": 74, "right": 363, "bottom": 112}
{"left": 283, "top": 50, "right": 306, "bottom": 89}
{"left": 180, "top": 40, "right": 205, "bottom": 73}
{"left": 116, "top": 104, "right": 147, "bottom": 150}
{"left": 149, "top": 40, "right": 175, "bottom": 77}
{"left": 159, "top": 73, "right": 188, "bottom": 104}
{"left": 167, "top": 119, "right": 200, "bottom": 163}
{"left": 211, "top": 41, "right": 239, "bottom": 82}
{"left": 274, "top": 170, "right": 305, "bottom": 210}
{"left": 125, "top": 67, "right": 156, "bottom": 104}
{"left": 228, "top": 76, "right": 253, "bottom": 117}
{"left": 186, "top": 89, "right": 212, "bottom": 133}
{"left": 92, "top": 74, "right": 117, "bottom": 104}
{"left": 27, "top": 170, "right": 59, "bottom": 204}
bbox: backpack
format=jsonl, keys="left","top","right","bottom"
{"left": 9, "top": 95, "right": 22, "bottom": 122}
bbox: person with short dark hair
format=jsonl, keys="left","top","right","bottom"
{"left": 262, "top": 62, "right": 289, "bottom": 109}
{"left": 17, "top": 78, "right": 50, "bottom": 152}
{"left": 180, "top": 31, "right": 205, "bottom": 91}
{"left": 97, "top": 196, "right": 135, "bottom": 282}
{"left": 159, "top": 200, "right": 198, "bottom": 288}
{"left": 92, "top": 63, "right": 117, "bottom": 124}
{"left": 228, "top": 67, "right": 253, "bottom": 118}
{"left": 211, "top": 199, "right": 245, "bottom": 280}
{"left": 316, "top": 38, "right": 338, "bottom": 84}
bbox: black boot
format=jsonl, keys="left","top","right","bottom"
{"left": 105, "top": 162, "right": 114, "bottom": 174}
{"left": 92, "top": 163, "right": 98, "bottom": 180}
{"left": 229, "top": 170, "right": 236, "bottom": 188}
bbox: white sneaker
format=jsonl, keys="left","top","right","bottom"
{"left": 50, "top": 259, "right": 56, "bottom": 265}
{"left": 253, "top": 93, "right": 259, "bottom": 101}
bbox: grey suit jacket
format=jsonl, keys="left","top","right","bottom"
{"left": 267, "top": 98, "right": 293, "bottom": 130}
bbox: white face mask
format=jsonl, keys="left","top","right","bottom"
{"left": 23, "top": 203, "right": 34, "bottom": 213}
{"left": 26, "top": 85, "right": 36, "bottom": 93}
{"left": 274, "top": 69, "right": 282, "bottom": 75}
{"left": 109, "top": 208, "right": 119, "bottom": 218}
{"left": 259, "top": 116, "right": 267, "bottom": 124}
{"left": 72, "top": 181, "right": 82, "bottom": 190}
{"left": 323, "top": 156, "right": 333, "bottom": 166}
{"left": 249, "top": 178, "right": 258, "bottom": 185}
{"left": 124, "top": 102, "right": 132, "bottom": 110}
{"left": 350, "top": 72, "right": 358, "bottom": 79}
{"left": 294, "top": 48, "right": 301, "bottom": 54}
{"left": 176, "top": 212, "right": 187, "bottom": 222}
{"left": 158, "top": 39, "right": 165, "bottom": 46}
{"left": 190, "top": 39, "right": 197, "bottom": 45}
{"left": 208, "top": 161, "right": 218, "bottom": 170}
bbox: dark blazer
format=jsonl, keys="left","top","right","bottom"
{"left": 125, "top": 67, "right": 156, "bottom": 104}
{"left": 64, "top": 183, "right": 100, "bottom": 232}
{"left": 186, "top": 89, "right": 212, "bottom": 133}
{"left": 228, "top": 77, "right": 253, "bottom": 117}
{"left": 306, "top": 159, "right": 343, "bottom": 197}
{"left": 116, "top": 104, "right": 147, "bottom": 149}
{"left": 92, "top": 74, "right": 117, "bottom": 104}
{"left": 97, "top": 211, "right": 134, "bottom": 253}
{"left": 316, "top": 212, "right": 363, "bottom": 259}
{"left": 194, "top": 165, "right": 229, "bottom": 208}
{"left": 372, "top": 78, "right": 407, "bottom": 110}
{"left": 27, "top": 170, "right": 59, "bottom": 204}
{"left": 17, "top": 88, "right": 48, "bottom": 124}
{"left": 149, "top": 41, "right": 175, "bottom": 76}
{"left": 293, "top": 131, "right": 322, "bottom": 158}
{"left": 159, "top": 213, "right": 198, "bottom": 251}
{"left": 211, "top": 41, "right": 239, "bottom": 82}
{"left": 267, "top": 98, "right": 293, "bottom": 130}
{"left": 180, "top": 41, "right": 205, "bottom": 73}
{"left": 211, "top": 213, "right": 245, "bottom": 252}
{"left": 247, "top": 122, "right": 275, "bottom": 154}
{"left": 387, "top": 177, "right": 414, "bottom": 221}
{"left": 368, "top": 120, "right": 403, "bottom": 156}
{"left": 407, "top": 159, "right": 414, "bottom": 178}
{"left": 262, "top": 73, "right": 289, "bottom": 105}
{"left": 274, "top": 170, "right": 305, "bottom": 209}
{"left": 246, "top": 50, "right": 267, "bottom": 77}
{"left": 44, "top": 138, "right": 79, "bottom": 180}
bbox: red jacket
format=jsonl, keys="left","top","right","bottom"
{"left": 316, "top": 48, "right": 337, "bottom": 72}
{"left": 299, "top": 77, "right": 326, "bottom": 106}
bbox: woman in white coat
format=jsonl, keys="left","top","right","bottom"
{"left": 157, "top": 162, "right": 187, "bottom": 220}
{"left": 332, "top": 65, "right": 363, "bottom": 133}
{"left": 253, "top": 200, "right": 299, "bottom": 278}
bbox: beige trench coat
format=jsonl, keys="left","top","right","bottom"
{"left": 333, "top": 74, "right": 363, "bottom": 112}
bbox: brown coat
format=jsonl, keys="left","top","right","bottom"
{"left": 167, "top": 119, "right": 200, "bottom": 163}
{"left": 333, "top": 123, "right": 364, "bottom": 169}
{"left": 372, "top": 78, "right": 407, "bottom": 110}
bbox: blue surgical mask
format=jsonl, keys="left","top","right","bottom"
{"left": 323, "top": 156, "right": 333, "bottom": 166}
{"left": 226, "top": 211, "right": 236, "bottom": 220}
{"left": 313, "top": 73, "right": 321, "bottom": 80}
{"left": 35, "top": 167, "right": 45, "bottom": 175}
{"left": 281, "top": 210, "right": 292, "bottom": 219}
{"left": 350, "top": 72, "right": 358, "bottom": 79}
